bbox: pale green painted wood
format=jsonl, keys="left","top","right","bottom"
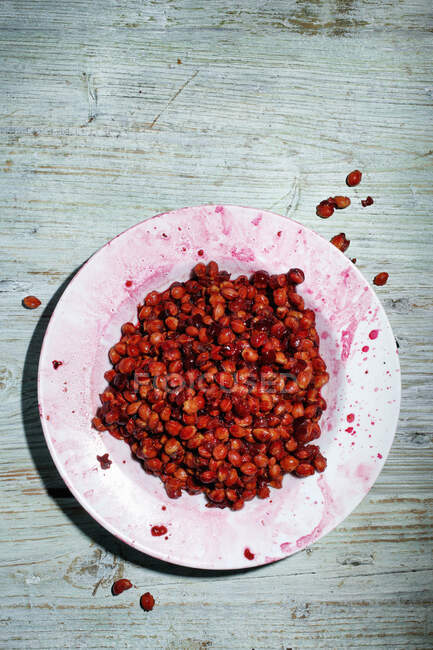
{"left": 0, "top": 1, "right": 432, "bottom": 648}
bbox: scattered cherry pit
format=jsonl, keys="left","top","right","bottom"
{"left": 373, "top": 272, "right": 389, "bottom": 286}
{"left": 22, "top": 295, "right": 41, "bottom": 309}
{"left": 140, "top": 592, "right": 155, "bottom": 611}
{"left": 316, "top": 195, "right": 351, "bottom": 219}
{"left": 112, "top": 579, "right": 132, "bottom": 595}
{"left": 316, "top": 169, "right": 388, "bottom": 288}
{"left": 111, "top": 579, "right": 156, "bottom": 613}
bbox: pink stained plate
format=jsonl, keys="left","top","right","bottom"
{"left": 38, "top": 205, "right": 401, "bottom": 570}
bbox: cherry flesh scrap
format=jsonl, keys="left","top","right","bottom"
{"left": 151, "top": 525, "right": 167, "bottom": 536}
{"left": 373, "top": 272, "right": 389, "bottom": 286}
{"left": 244, "top": 548, "right": 255, "bottom": 560}
{"left": 361, "top": 196, "right": 374, "bottom": 207}
{"left": 112, "top": 579, "right": 132, "bottom": 595}
{"left": 330, "top": 233, "right": 350, "bottom": 253}
{"left": 22, "top": 295, "right": 41, "bottom": 309}
{"left": 93, "top": 262, "right": 329, "bottom": 511}
{"left": 140, "top": 592, "right": 155, "bottom": 611}
{"left": 52, "top": 360, "right": 63, "bottom": 369}
{"left": 96, "top": 453, "right": 112, "bottom": 469}
{"left": 346, "top": 170, "right": 362, "bottom": 187}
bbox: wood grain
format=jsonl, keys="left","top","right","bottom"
{"left": 1, "top": 0, "right": 432, "bottom": 647}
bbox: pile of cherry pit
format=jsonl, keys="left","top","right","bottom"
{"left": 318, "top": 169, "right": 389, "bottom": 287}
{"left": 93, "top": 262, "right": 330, "bottom": 511}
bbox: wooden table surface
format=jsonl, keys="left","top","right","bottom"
{"left": 1, "top": 1, "right": 432, "bottom": 648}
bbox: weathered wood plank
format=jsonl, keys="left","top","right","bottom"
{"left": 1, "top": 0, "right": 432, "bottom": 647}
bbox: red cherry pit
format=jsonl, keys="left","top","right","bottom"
{"left": 140, "top": 592, "right": 155, "bottom": 611}
{"left": 112, "top": 579, "right": 132, "bottom": 595}
{"left": 333, "top": 196, "right": 351, "bottom": 209}
{"left": 93, "top": 262, "right": 329, "bottom": 511}
{"left": 316, "top": 202, "right": 334, "bottom": 219}
{"left": 373, "top": 272, "right": 389, "bottom": 286}
{"left": 346, "top": 170, "right": 362, "bottom": 187}
{"left": 316, "top": 196, "right": 350, "bottom": 218}
{"left": 22, "top": 295, "right": 41, "bottom": 309}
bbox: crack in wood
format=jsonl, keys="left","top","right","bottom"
{"left": 149, "top": 70, "right": 199, "bottom": 129}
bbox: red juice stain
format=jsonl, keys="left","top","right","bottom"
{"left": 197, "top": 249, "right": 204, "bottom": 256}
{"left": 369, "top": 329, "right": 379, "bottom": 340}
{"left": 347, "top": 413, "right": 355, "bottom": 423}
{"left": 244, "top": 548, "right": 255, "bottom": 560}
{"left": 125, "top": 280, "right": 132, "bottom": 287}
{"left": 362, "top": 345, "right": 369, "bottom": 352}
{"left": 345, "top": 427, "right": 354, "bottom": 433}
{"left": 161, "top": 506, "right": 166, "bottom": 511}
{"left": 182, "top": 247, "right": 186, "bottom": 252}
{"left": 96, "top": 453, "right": 112, "bottom": 470}
{"left": 52, "top": 360, "right": 63, "bottom": 369}
{"left": 377, "top": 453, "right": 383, "bottom": 459}
{"left": 151, "top": 525, "right": 167, "bottom": 537}
{"left": 277, "top": 231, "right": 282, "bottom": 237}
{"left": 162, "top": 233, "right": 168, "bottom": 238}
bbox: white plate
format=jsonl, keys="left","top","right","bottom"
{"left": 38, "top": 205, "right": 401, "bottom": 569}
